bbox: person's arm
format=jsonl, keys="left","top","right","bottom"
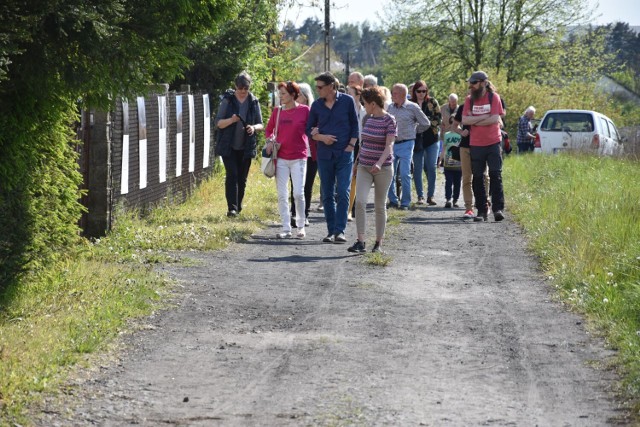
{"left": 440, "top": 109, "right": 450, "bottom": 141}
{"left": 214, "top": 99, "right": 241, "bottom": 129}
{"left": 462, "top": 114, "right": 492, "bottom": 125}
{"left": 246, "top": 101, "right": 263, "bottom": 136}
{"left": 346, "top": 95, "right": 360, "bottom": 152}
{"left": 429, "top": 98, "right": 442, "bottom": 128}
{"left": 264, "top": 110, "right": 277, "bottom": 154}
{"left": 472, "top": 115, "right": 501, "bottom": 126}
{"left": 414, "top": 104, "right": 431, "bottom": 133}
{"left": 371, "top": 123, "right": 395, "bottom": 174}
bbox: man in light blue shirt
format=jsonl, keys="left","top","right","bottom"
{"left": 387, "top": 84, "right": 431, "bottom": 209}
{"left": 306, "top": 72, "right": 359, "bottom": 243}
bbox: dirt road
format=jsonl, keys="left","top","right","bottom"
{"left": 40, "top": 194, "right": 629, "bottom": 426}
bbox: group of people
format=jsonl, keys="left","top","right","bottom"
{"left": 214, "top": 69, "right": 513, "bottom": 254}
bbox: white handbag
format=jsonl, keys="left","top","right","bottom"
{"left": 261, "top": 107, "right": 281, "bottom": 178}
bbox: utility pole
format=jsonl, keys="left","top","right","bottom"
{"left": 324, "top": 0, "right": 330, "bottom": 72}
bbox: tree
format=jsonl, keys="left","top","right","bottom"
{"left": 0, "top": 0, "right": 260, "bottom": 287}
{"left": 385, "top": 0, "right": 594, "bottom": 83}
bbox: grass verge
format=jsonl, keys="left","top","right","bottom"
{"left": 504, "top": 153, "right": 640, "bottom": 411}
{"left": 0, "top": 164, "right": 279, "bottom": 425}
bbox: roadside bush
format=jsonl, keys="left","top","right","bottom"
{"left": 0, "top": 96, "right": 84, "bottom": 289}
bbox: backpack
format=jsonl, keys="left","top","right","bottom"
{"left": 501, "top": 130, "right": 512, "bottom": 154}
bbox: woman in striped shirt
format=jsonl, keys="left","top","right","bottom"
{"left": 347, "top": 86, "right": 397, "bottom": 254}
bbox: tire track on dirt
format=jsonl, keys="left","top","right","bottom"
{"left": 37, "top": 194, "right": 630, "bottom": 426}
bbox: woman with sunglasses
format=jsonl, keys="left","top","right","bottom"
{"left": 264, "top": 81, "right": 310, "bottom": 239}
{"left": 214, "top": 72, "right": 264, "bottom": 217}
{"left": 411, "top": 81, "right": 441, "bottom": 206}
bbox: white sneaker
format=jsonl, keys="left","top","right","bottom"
{"left": 276, "top": 231, "right": 292, "bottom": 239}
{"left": 296, "top": 228, "right": 306, "bottom": 238}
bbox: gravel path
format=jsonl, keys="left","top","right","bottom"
{"left": 39, "top": 188, "right": 629, "bottom": 426}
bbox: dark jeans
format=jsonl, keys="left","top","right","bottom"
{"left": 470, "top": 143, "right": 504, "bottom": 213}
{"left": 444, "top": 169, "right": 462, "bottom": 201}
{"left": 291, "top": 157, "right": 318, "bottom": 219}
{"left": 222, "top": 149, "right": 252, "bottom": 212}
{"left": 517, "top": 142, "right": 534, "bottom": 154}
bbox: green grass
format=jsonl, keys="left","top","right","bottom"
{"left": 504, "top": 153, "right": 640, "bottom": 407}
{"left": 0, "top": 164, "right": 280, "bottom": 425}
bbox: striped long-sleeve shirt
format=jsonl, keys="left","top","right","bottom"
{"left": 358, "top": 113, "right": 397, "bottom": 167}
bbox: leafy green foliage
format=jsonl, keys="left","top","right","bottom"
{"left": 0, "top": 0, "right": 269, "bottom": 289}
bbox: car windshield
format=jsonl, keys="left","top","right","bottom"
{"left": 540, "top": 113, "right": 594, "bottom": 132}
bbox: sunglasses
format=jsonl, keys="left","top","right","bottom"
{"left": 416, "top": 89, "right": 427, "bottom": 93}
{"left": 468, "top": 80, "right": 482, "bottom": 85}
{"left": 236, "top": 86, "right": 249, "bottom": 91}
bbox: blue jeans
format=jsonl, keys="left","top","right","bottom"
{"left": 413, "top": 142, "right": 440, "bottom": 199}
{"left": 317, "top": 150, "right": 353, "bottom": 235}
{"left": 387, "top": 139, "right": 415, "bottom": 207}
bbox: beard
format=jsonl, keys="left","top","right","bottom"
{"left": 471, "top": 86, "right": 485, "bottom": 101}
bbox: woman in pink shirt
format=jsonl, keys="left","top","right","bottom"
{"left": 265, "top": 81, "right": 310, "bottom": 239}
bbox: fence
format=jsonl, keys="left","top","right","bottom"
{"left": 79, "top": 85, "right": 216, "bottom": 237}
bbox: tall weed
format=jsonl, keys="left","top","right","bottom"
{"left": 505, "top": 154, "right": 640, "bottom": 400}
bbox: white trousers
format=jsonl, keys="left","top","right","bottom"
{"left": 276, "top": 158, "right": 307, "bottom": 232}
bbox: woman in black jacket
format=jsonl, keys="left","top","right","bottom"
{"left": 214, "top": 72, "right": 264, "bottom": 217}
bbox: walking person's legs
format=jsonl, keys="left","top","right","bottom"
{"left": 333, "top": 151, "right": 354, "bottom": 239}
{"left": 444, "top": 169, "right": 453, "bottom": 205}
{"left": 373, "top": 165, "right": 394, "bottom": 252}
{"left": 395, "top": 140, "right": 415, "bottom": 208}
{"left": 221, "top": 150, "right": 244, "bottom": 215}
{"left": 412, "top": 149, "right": 425, "bottom": 202}
{"left": 387, "top": 156, "right": 401, "bottom": 207}
{"left": 486, "top": 143, "right": 505, "bottom": 220}
{"left": 452, "top": 170, "right": 462, "bottom": 204}
{"left": 291, "top": 159, "right": 307, "bottom": 233}
{"left": 425, "top": 142, "right": 439, "bottom": 204}
{"left": 275, "top": 159, "right": 293, "bottom": 235}
{"left": 460, "top": 147, "right": 473, "bottom": 212}
{"left": 470, "top": 145, "right": 489, "bottom": 220}
{"left": 317, "top": 158, "right": 336, "bottom": 239}
{"left": 237, "top": 153, "right": 252, "bottom": 213}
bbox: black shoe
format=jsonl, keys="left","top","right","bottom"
{"left": 399, "top": 206, "right": 409, "bottom": 211}
{"left": 473, "top": 212, "right": 488, "bottom": 222}
{"left": 323, "top": 234, "right": 335, "bottom": 243}
{"left": 427, "top": 197, "right": 437, "bottom": 206}
{"left": 444, "top": 200, "right": 452, "bottom": 208}
{"left": 334, "top": 233, "right": 347, "bottom": 243}
{"left": 494, "top": 210, "right": 505, "bottom": 221}
{"left": 386, "top": 202, "right": 400, "bottom": 209}
{"left": 371, "top": 241, "right": 383, "bottom": 254}
{"left": 453, "top": 200, "right": 459, "bottom": 208}
{"left": 227, "top": 210, "right": 238, "bottom": 217}
{"left": 347, "top": 240, "right": 366, "bottom": 253}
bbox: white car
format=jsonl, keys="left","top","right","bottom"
{"left": 533, "top": 110, "right": 624, "bottom": 155}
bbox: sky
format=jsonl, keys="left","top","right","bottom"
{"left": 279, "top": 0, "right": 640, "bottom": 28}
